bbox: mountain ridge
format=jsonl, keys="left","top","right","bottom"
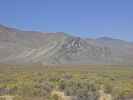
{"left": 0, "top": 24, "right": 133, "bottom": 65}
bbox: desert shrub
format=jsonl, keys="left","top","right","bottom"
{"left": 34, "top": 81, "right": 53, "bottom": 97}
{"left": 51, "top": 93, "right": 60, "bottom": 100}
{"left": 0, "top": 65, "right": 133, "bottom": 100}
{"left": 14, "top": 96, "right": 23, "bottom": 100}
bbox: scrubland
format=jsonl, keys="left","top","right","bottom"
{"left": 0, "top": 64, "right": 133, "bottom": 100}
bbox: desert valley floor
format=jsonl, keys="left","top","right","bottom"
{"left": 0, "top": 64, "right": 133, "bottom": 100}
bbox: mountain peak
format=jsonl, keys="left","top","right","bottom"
{"left": 0, "top": 24, "right": 18, "bottom": 32}
{"left": 97, "top": 37, "right": 115, "bottom": 40}
{"left": 0, "top": 24, "right": 9, "bottom": 29}
{"left": 0, "top": 24, "right": 133, "bottom": 65}
{"left": 97, "top": 36, "right": 125, "bottom": 42}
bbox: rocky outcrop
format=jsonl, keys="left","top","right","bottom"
{"left": 98, "top": 90, "right": 112, "bottom": 100}
{"left": 51, "top": 90, "right": 76, "bottom": 100}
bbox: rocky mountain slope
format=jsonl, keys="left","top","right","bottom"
{"left": 0, "top": 24, "right": 133, "bottom": 65}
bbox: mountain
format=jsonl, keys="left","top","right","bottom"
{"left": 0, "top": 24, "right": 133, "bottom": 65}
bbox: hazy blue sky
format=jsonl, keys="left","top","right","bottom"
{"left": 0, "top": 0, "right": 133, "bottom": 41}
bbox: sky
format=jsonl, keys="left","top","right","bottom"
{"left": 0, "top": 0, "right": 133, "bottom": 41}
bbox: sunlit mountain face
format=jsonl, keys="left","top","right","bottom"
{"left": 0, "top": 24, "right": 133, "bottom": 65}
